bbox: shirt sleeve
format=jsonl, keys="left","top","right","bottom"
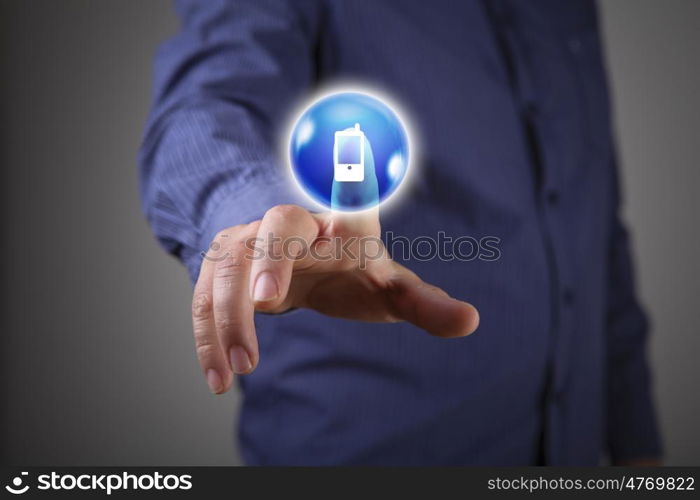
{"left": 605, "top": 156, "right": 663, "bottom": 463}
{"left": 138, "top": 0, "right": 321, "bottom": 282}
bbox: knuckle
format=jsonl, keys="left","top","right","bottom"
{"left": 214, "top": 315, "right": 236, "bottom": 332}
{"left": 215, "top": 252, "right": 243, "bottom": 269}
{"left": 213, "top": 229, "right": 232, "bottom": 241}
{"left": 231, "top": 238, "right": 251, "bottom": 255}
{"left": 213, "top": 224, "right": 248, "bottom": 242}
{"left": 245, "top": 220, "right": 262, "bottom": 233}
{"left": 214, "top": 316, "right": 243, "bottom": 335}
{"left": 191, "top": 293, "right": 212, "bottom": 319}
{"left": 214, "top": 316, "right": 232, "bottom": 332}
{"left": 192, "top": 321, "right": 220, "bottom": 356}
{"left": 193, "top": 336, "right": 220, "bottom": 361}
{"left": 213, "top": 252, "right": 247, "bottom": 282}
{"left": 266, "top": 204, "right": 305, "bottom": 222}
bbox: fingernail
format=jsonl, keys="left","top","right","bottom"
{"left": 206, "top": 369, "right": 223, "bottom": 394}
{"left": 253, "top": 271, "right": 278, "bottom": 302}
{"left": 230, "top": 346, "right": 253, "bottom": 374}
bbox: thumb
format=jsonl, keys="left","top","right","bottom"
{"left": 330, "top": 127, "right": 380, "bottom": 237}
{"left": 386, "top": 274, "right": 480, "bottom": 338}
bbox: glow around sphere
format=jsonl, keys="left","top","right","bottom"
{"left": 288, "top": 91, "right": 411, "bottom": 212}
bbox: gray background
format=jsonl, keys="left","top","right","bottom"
{"left": 1, "top": 0, "right": 698, "bottom": 465}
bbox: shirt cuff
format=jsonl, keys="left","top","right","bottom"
{"left": 183, "top": 175, "right": 316, "bottom": 283}
{"left": 607, "top": 354, "right": 664, "bottom": 463}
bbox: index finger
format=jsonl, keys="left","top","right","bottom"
{"left": 330, "top": 128, "right": 380, "bottom": 237}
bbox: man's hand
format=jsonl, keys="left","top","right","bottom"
{"left": 192, "top": 204, "right": 479, "bottom": 394}
{"left": 192, "top": 133, "right": 477, "bottom": 393}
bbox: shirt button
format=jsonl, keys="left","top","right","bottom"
{"left": 546, "top": 189, "right": 559, "bottom": 206}
{"left": 562, "top": 287, "right": 575, "bottom": 306}
{"left": 524, "top": 102, "right": 539, "bottom": 118}
{"left": 568, "top": 37, "right": 582, "bottom": 54}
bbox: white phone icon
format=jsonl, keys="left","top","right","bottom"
{"left": 333, "top": 123, "right": 365, "bottom": 182}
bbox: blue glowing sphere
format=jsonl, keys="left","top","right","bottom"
{"left": 288, "top": 91, "right": 410, "bottom": 212}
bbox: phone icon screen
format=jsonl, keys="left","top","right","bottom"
{"left": 333, "top": 123, "right": 365, "bottom": 182}
{"left": 337, "top": 135, "right": 361, "bottom": 164}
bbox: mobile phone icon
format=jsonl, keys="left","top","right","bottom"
{"left": 333, "top": 123, "right": 365, "bottom": 182}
